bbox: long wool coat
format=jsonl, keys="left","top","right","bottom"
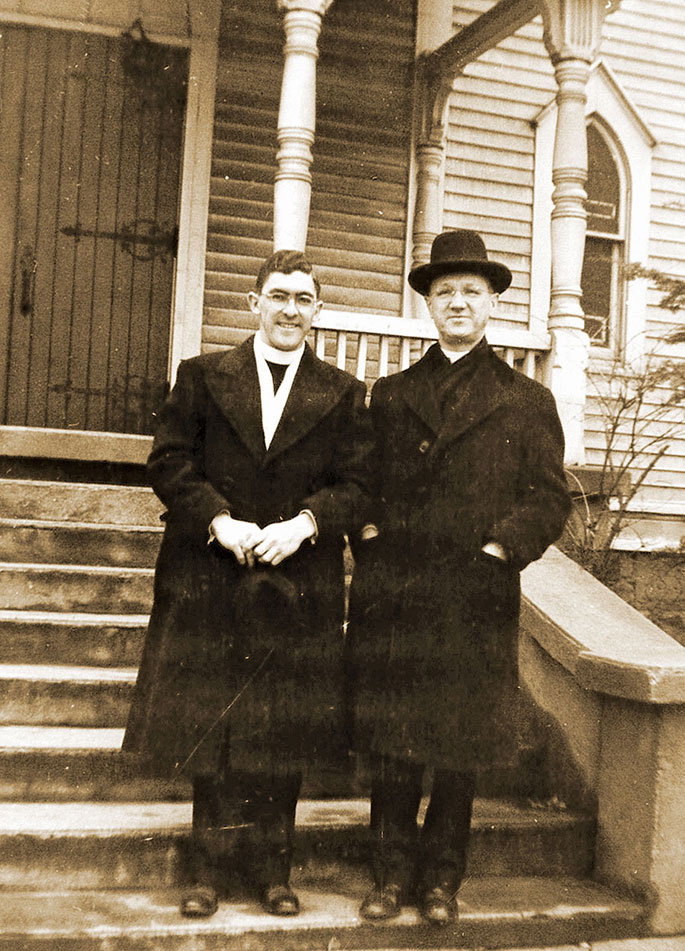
{"left": 123, "top": 339, "right": 374, "bottom": 778}
{"left": 346, "top": 341, "right": 571, "bottom": 772}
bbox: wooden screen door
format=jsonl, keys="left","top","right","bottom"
{"left": 0, "top": 25, "right": 187, "bottom": 435}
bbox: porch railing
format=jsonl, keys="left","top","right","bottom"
{"left": 312, "top": 310, "right": 551, "bottom": 383}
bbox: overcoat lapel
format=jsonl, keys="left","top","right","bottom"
{"left": 204, "top": 338, "right": 265, "bottom": 460}
{"left": 430, "top": 346, "right": 510, "bottom": 453}
{"left": 397, "top": 345, "right": 443, "bottom": 436}
{"left": 400, "top": 342, "right": 511, "bottom": 454}
{"left": 204, "top": 339, "right": 349, "bottom": 464}
{"left": 266, "top": 345, "right": 349, "bottom": 461}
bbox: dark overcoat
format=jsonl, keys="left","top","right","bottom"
{"left": 123, "top": 339, "right": 374, "bottom": 778}
{"left": 346, "top": 341, "right": 571, "bottom": 771}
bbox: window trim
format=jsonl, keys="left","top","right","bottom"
{"left": 531, "top": 60, "right": 656, "bottom": 364}
{"left": 582, "top": 120, "right": 627, "bottom": 352}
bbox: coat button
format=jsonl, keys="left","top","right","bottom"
{"left": 418, "top": 439, "right": 431, "bottom": 454}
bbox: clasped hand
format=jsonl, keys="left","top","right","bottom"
{"left": 210, "top": 512, "right": 315, "bottom": 567}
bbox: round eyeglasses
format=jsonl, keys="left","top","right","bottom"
{"left": 262, "top": 290, "right": 318, "bottom": 313}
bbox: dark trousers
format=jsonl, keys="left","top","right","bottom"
{"left": 369, "top": 756, "right": 475, "bottom": 893}
{"left": 192, "top": 770, "right": 303, "bottom": 889}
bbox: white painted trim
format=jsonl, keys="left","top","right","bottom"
{"left": 403, "top": 0, "right": 454, "bottom": 319}
{"left": 609, "top": 498, "right": 685, "bottom": 516}
{"left": 315, "top": 309, "right": 550, "bottom": 350}
{"left": 532, "top": 60, "right": 656, "bottom": 360}
{"left": 0, "top": 10, "right": 190, "bottom": 43}
{"left": 415, "top": 0, "right": 454, "bottom": 55}
{"left": 168, "top": 25, "right": 219, "bottom": 383}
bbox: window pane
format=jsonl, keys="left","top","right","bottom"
{"left": 586, "top": 125, "right": 620, "bottom": 234}
{"left": 582, "top": 236, "right": 613, "bottom": 345}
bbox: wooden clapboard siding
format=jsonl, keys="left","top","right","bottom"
{"left": 202, "top": 0, "right": 415, "bottom": 350}
{"left": 446, "top": 0, "right": 684, "bottom": 521}
{"left": 445, "top": 5, "right": 554, "bottom": 326}
{"left": 587, "top": 0, "right": 685, "bottom": 514}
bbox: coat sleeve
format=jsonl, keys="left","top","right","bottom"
{"left": 146, "top": 359, "right": 229, "bottom": 538}
{"left": 299, "top": 378, "right": 376, "bottom": 540}
{"left": 487, "top": 384, "right": 571, "bottom": 570}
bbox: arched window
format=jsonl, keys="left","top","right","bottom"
{"left": 581, "top": 123, "right": 625, "bottom": 349}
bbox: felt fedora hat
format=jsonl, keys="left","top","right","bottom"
{"left": 408, "top": 230, "right": 512, "bottom": 296}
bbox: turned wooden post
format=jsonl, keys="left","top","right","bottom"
{"left": 539, "top": 0, "right": 619, "bottom": 463}
{"left": 274, "top": 0, "right": 332, "bottom": 251}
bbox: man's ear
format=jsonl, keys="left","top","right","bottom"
{"left": 247, "top": 290, "right": 261, "bottom": 315}
{"left": 490, "top": 292, "right": 499, "bottom": 314}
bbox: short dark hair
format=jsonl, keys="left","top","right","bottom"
{"left": 255, "top": 250, "right": 321, "bottom": 297}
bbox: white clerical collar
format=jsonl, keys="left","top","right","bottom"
{"left": 439, "top": 345, "right": 470, "bottom": 364}
{"left": 254, "top": 332, "right": 305, "bottom": 365}
{"left": 253, "top": 335, "right": 305, "bottom": 449}
{"left": 439, "top": 336, "right": 485, "bottom": 363}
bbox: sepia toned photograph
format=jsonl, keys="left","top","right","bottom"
{"left": 0, "top": 0, "right": 683, "bottom": 948}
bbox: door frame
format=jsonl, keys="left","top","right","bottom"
{"left": 0, "top": 2, "right": 219, "bottom": 463}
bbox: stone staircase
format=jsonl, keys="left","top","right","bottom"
{"left": 0, "top": 476, "right": 647, "bottom": 948}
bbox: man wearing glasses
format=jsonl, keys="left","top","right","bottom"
{"left": 346, "top": 230, "right": 571, "bottom": 926}
{"left": 124, "top": 250, "right": 374, "bottom": 919}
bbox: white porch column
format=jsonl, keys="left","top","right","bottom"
{"left": 274, "top": 0, "right": 333, "bottom": 251}
{"left": 409, "top": 0, "right": 454, "bottom": 275}
{"left": 412, "top": 138, "right": 447, "bottom": 270}
{"left": 410, "top": 68, "right": 452, "bottom": 272}
{"left": 539, "top": 0, "right": 618, "bottom": 464}
{"left": 168, "top": 0, "right": 221, "bottom": 379}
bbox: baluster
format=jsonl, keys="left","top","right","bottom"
{"left": 315, "top": 328, "right": 326, "bottom": 360}
{"left": 379, "top": 336, "right": 390, "bottom": 377}
{"left": 356, "top": 332, "right": 369, "bottom": 381}
{"left": 523, "top": 349, "right": 537, "bottom": 380}
{"left": 336, "top": 331, "right": 347, "bottom": 369}
{"left": 504, "top": 348, "right": 516, "bottom": 368}
{"left": 400, "top": 337, "right": 411, "bottom": 370}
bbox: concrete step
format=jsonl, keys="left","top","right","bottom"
{"left": 0, "top": 879, "right": 646, "bottom": 949}
{"left": 0, "top": 519, "right": 162, "bottom": 567}
{"left": 0, "top": 664, "right": 136, "bottom": 727}
{"left": 0, "top": 479, "right": 163, "bottom": 526}
{"left": 0, "top": 799, "right": 594, "bottom": 891}
{"left": 0, "top": 611, "right": 147, "bottom": 668}
{"left": 0, "top": 563, "right": 154, "bottom": 613}
{"left": 0, "top": 727, "right": 189, "bottom": 801}
{"left": 0, "top": 727, "right": 358, "bottom": 802}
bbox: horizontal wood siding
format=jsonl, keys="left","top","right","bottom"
{"left": 203, "top": 0, "right": 415, "bottom": 352}
{"left": 447, "top": 0, "right": 684, "bottom": 520}
{"left": 446, "top": 3, "right": 555, "bottom": 325}
{"left": 585, "top": 0, "right": 685, "bottom": 516}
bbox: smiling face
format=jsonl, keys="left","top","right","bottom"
{"left": 426, "top": 271, "right": 498, "bottom": 351}
{"left": 248, "top": 269, "right": 322, "bottom": 351}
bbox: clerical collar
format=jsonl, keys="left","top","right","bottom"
{"left": 439, "top": 336, "right": 487, "bottom": 363}
{"left": 254, "top": 333, "right": 305, "bottom": 365}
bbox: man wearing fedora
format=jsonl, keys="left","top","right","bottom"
{"left": 124, "top": 250, "right": 374, "bottom": 918}
{"left": 346, "top": 230, "right": 571, "bottom": 925}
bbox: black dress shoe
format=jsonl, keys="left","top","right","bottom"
{"left": 359, "top": 883, "right": 403, "bottom": 920}
{"left": 419, "top": 884, "right": 458, "bottom": 925}
{"left": 180, "top": 883, "right": 219, "bottom": 918}
{"left": 262, "top": 883, "right": 300, "bottom": 916}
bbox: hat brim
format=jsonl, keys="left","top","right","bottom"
{"left": 233, "top": 571, "right": 300, "bottom": 644}
{"left": 408, "top": 259, "right": 512, "bottom": 296}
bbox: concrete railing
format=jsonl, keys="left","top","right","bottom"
{"left": 520, "top": 546, "right": 685, "bottom": 934}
